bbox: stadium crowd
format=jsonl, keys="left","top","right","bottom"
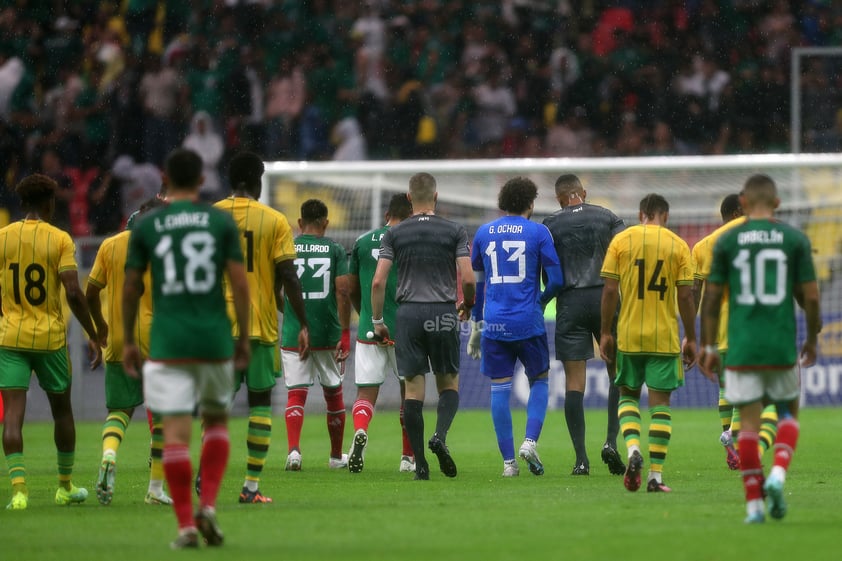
{"left": 1, "top": 1, "right": 840, "bottom": 235}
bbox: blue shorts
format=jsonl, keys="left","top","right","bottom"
{"left": 480, "top": 335, "right": 549, "bottom": 380}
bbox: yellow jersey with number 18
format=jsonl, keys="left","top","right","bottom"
{"left": 0, "top": 219, "right": 77, "bottom": 350}
{"left": 601, "top": 223, "right": 694, "bottom": 355}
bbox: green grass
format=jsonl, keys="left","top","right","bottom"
{"left": 3, "top": 407, "right": 840, "bottom": 561}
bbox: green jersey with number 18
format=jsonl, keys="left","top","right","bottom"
{"left": 350, "top": 225, "right": 397, "bottom": 340}
{"left": 281, "top": 233, "right": 349, "bottom": 349}
{"left": 708, "top": 218, "right": 816, "bottom": 369}
{"left": 126, "top": 200, "right": 243, "bottom": 361}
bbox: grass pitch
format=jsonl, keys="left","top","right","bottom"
{"left": 3, "top": 407, "right": 839, "bottom": 561}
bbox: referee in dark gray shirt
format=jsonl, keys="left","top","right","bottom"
{"left": 371, "top": 172, "right": 476, "bottom": 480}
{"left": 542, "top": 174, "right": 626, "bottom": 476}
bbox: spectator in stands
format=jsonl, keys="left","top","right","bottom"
{"left": 183, "top": 110, "right": 225, "bottom": 202}
{"left": 264, "top": 54, "right": 306, "bottom": 160}
{"left": 332, "top": 116, "right": 368, "bottom": 161}
{"left": 139, "top": 53, "right": 187, "bottom": 166}
{"left": 38, "top": 148, "right": 74, "bottom": 232}
{"left": 111, "top": 154, "right": 160, "bottom": 224}
{"left": 471, "top": 61, "right": 516, "bottom": 157}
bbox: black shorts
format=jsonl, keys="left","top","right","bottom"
{"left": 394, "top": 302, "right": 460, "bottom": 377}
{"left": 554, "top": 286, "right": 614, "bottom": 361}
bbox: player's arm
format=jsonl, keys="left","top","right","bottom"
{"left": 598, "top": 276, "right": 620, "bottom": 367}
{"left": 798, "top": 279, "right": 821, "bottom": 367}
{"left": 677, "top": 283, "right": 698, "bottom": 369}
{"left": 348, "top": 273, "right": 361, "bottom": 314}
{"left": 335, "top": 272, "right": 351, "bottom": 362}
{"left": 692, "top": 278, "right": 704, "bottom": 314}
{"left": 371, "top": 257, "right": 392, "bottom": 340}
{"left": 227, "top": 258, "right": 251, "bottom": 371}
{"left": 61, "top": 269, "right": 102, "bottom": 369}
{"left": 456, "top": 255, "right": 475, "bottom": 321}
{"left": 699, "top": 280, "right": 724, "bottom": 382}
{"left": 85, "top": 282, "right": 108, "bottom": 349}
{"left": 539, "top": 263, "right": 564, "bottom": 308}
{"left": 276, "top": 258, "right": 309, "bottom": 359}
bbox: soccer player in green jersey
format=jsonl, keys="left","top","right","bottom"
{"left": 700, "top": 174, "right": 820, "bottom": 524}
{"left": 123, "top": 148, "right": 251, "bottom": 549}
{"left": 0, "top": 174, "right": 102, "bottom": 511}
{"left": 347, "top": 193, "right": 414, "bottom": 473}
{"left": 692, "top": 195, "right": 778, "bottom": 470}
{"left": 599, "top": 193, "right": 697, "bottom": 493}
{"left": 281, "top": 199, "right": 351, "bottom": 471}
{"left": 87, "top": 197, "right": 172, "bottom": 506}
{"left": 214, "top": 151, "right": 310, "bottom": 502}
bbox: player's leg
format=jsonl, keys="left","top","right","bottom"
{"left": 348, "top": 343, "right": 386, "bottom": 473}
{"left": 615, "top": 352, "right": 644, "bottom": 491}
{"left": 41, "top": 349, "right": 87, "bottom": 505}
{"left": 519, "top": 335, "right": 550, "bottom": 476}
{"left": 316, "top": 352, "right": 347, "bottom": 468}
{"left": 145, "top": 411, "right": 171, "bottom": 504}
{"left": 98, "top": 362, "right": 142, "bottom": 505}
{"left": 427, "top": 306, "right": 461, "bottom": 478}
{"left": 482, "top": 337, "right": 517, "bottom": 475}
{"left": 194, "top": 360, "right": 235, "bottom": 547}
{"left": 240, "top": 342, "right": 276, "bottom": 502}
{"left": 394, "top": 304, "right": 430, "bottom": 479}
{"left": 762, "top": 367, "right": 801, "bottom": 521}
{"left": 555, "top": 294, "right": 591, "bottom": 474}
{"left": 282, "top": 349, "right": 310, "bottom": 470}
{"left": 1, "top": 350, "right": 31, "bottom": 509}
{"left": 562, "top": 360, "right": 589, "bottom": 474}
{"left": 402, "top": 373, "right": 428, "bottom": 479}
{"left": 643, "top": 355, "right": 684, "bottom": 492}
{"left": 716, "top": 353, "right": 739, "bottom": 470}
{"left": 591, "top": 302, "right": 624, "bottom": 475}
{"left": 758, "top": 404, "right": 778, "bottom": 456}
{"left": 397, "top": 378, "right": 415, "bottom": 471}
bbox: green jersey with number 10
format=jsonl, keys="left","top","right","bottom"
{"left": 281, "top": 233, "right": 348, "bottom": 349}
{"left": 708, "top": 218, "right": 816, "bottom": 369}
{"left": 126, "top": 200, "right": 244, "bottom": 361}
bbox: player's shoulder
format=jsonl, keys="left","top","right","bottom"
{"left": 355, "top": 224, "right": 387, "bottom": 244}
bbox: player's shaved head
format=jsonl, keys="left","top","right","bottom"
{"left": 554, "top": 173, "right": 584, "bottom": 199}
{"left": 639, "top": 193, "right": 669, "bottom": 220}
{"left": 720, "top": 193, "right": 743, "bottom": 222}
{"left": 386, "top": 193, "right": 412, "bottom": 221}
{"left": 300, "top": 198, "right": 328, "bottom": 225}
{"left": 741, "top": 174, "right": 778, "bottom": 209}
{"left": 408, "top": 172, "right": 436, "bottom": 204}
{"left": 229, "top": 151, "right": 264, "bottom": 198}
{"left": 499, "top": 176, "right": 538, "bottom": 215}
{"left": 165, "top": 148, "right": 203, "bottom": 190}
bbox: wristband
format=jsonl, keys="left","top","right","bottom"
{"left": 703, "top": 345, "right": 719, "bottom": 355}
{"left": 341, "top": 328, "right": 351, "bottom": 350}
{"left": 371, "top": 317, "right": 385, "bottom": 325}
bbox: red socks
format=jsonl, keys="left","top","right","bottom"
{"left": 772, "top": 418, "right": 799, "bottom": 471}
{"left": 285, "top": 388, "right": 308, "bottom": 452}
{"left": 738, "top": 431, "right": 763, "bottom": 502}
{"left": 199, "top": 426, "right": 230, "bottom": 509}
{"left": 352, "top": 399, "right": 374, "bottom": 432}
{"left": 323, "top": 386, "right": 346, "bottom": 458}
{"left": 399, "top": 405, "right": 413, "bottom": 457}
{"left": 163, "top": 444, "right": 194, "bottom": 530}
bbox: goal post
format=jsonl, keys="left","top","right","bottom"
{"left": 263, "top": 154, "right": 842, "bottom": 410}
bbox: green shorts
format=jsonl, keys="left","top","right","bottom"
{"left": 0, "top": 347, "right": 71, "bottom": 393}
{"left": 614, "top": 351, "right": 684, "bottom": 392}
{"left": 235, "top": 341, "right": 280, "bottom": 393}
{"left": 105, "top": 362, "right": 144, "bottom": 410}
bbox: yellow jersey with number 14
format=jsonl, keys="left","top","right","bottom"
{"left": 601, "top": 223, "right": 694, "bottom": 355}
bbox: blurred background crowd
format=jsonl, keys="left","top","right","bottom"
{"left": 1, "top": 0, "right": 841, "bottom": 236}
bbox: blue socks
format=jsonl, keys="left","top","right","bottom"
{"left": 491, "top": 381, "right": 514, "bottom": 461}
{"left": 526, "top": 377, "right": 548, "bottom": 442}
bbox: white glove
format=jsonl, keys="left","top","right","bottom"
{"left": 467, "top": 320, "right": 482, "bottom": 359}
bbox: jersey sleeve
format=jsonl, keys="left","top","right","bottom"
{"left": 676, "top": 240, "right": 694, "bottom": 285}
{"left": 538, "top": 225, "right": 561, "bottom": 268}
{"left": 455, "top": 224, "right": 470, "bottom": 258}
{"left": 470, "top": 231, "right": 484, "bottom": 272}
{"left": 333, "top": 241, "right": 349, "bottom": 276}
{"left": 349, "top": 240, "right": 361, "bottom": 276}
{"left": 57, "top": 231, "right": 78, "bottom": 273}
{"left": 692, "top": 235, "right": 712, "bottom": 280}
{"left": 707, "top": 233, "right": 729, "bottom": 285}
{"left": 609, "top": 211, "right": 625, "bottom": 238}
{"left": 87, "top": 238, "right": 110, "bottom": 288}
{"left": 273, "top": 213, "right": 297, "bottom": 263}
{"left": 378, "top": 228, "right": 395, "bottom": 261}
{"left": 600, "top": 237, "right": 620, "bottom": 280}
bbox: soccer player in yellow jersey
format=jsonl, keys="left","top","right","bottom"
{"left": 599, "top": 193, "right": 697, "bottom": 493}
{"left": 692, "top": 194, "right": 777, "bottom": 471}
{"left": 214, "top": 151, "right": 309, "bottom": 503}
{"left": 87, "top": 197, "right": 172, "bottom": 506}
{"left": 0, "top": 174, "right": 102, "bottom": 511}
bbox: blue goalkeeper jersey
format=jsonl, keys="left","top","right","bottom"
{"left": 471, "top": 215, "right": 560, "bottom": 341}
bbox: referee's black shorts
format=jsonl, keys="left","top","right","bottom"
{"left": 394, "top": 302, "right": 460, "bottom": 377}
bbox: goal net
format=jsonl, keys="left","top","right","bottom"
{"left": 263, "top": 154, "right": 842, "bottom": 410}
